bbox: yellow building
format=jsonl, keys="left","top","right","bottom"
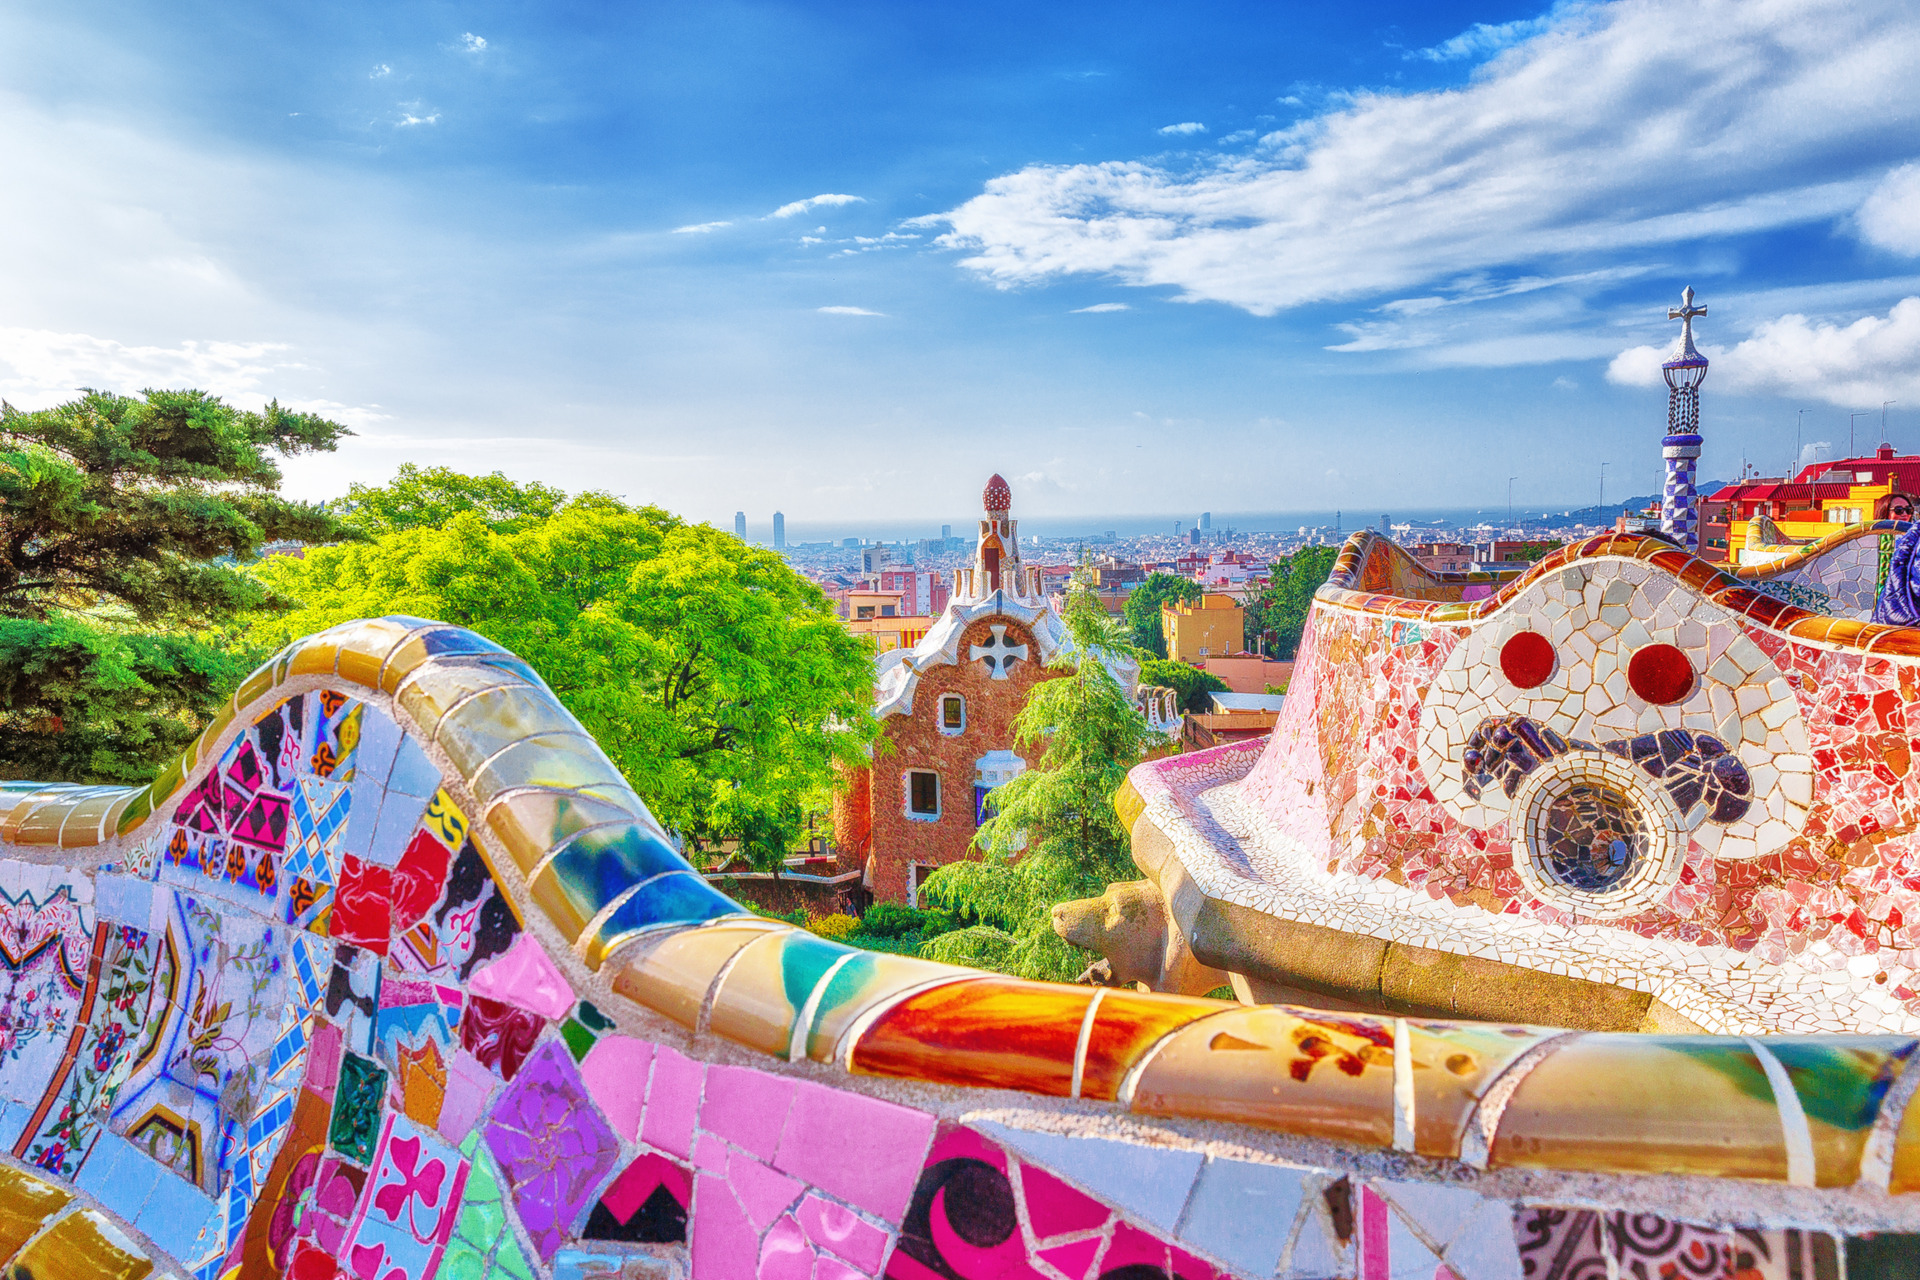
{"left": 1161, "top": 592, "right": 1245, "bottom": 661}
{"left": 1727, "top": 479, "right": 1895, "bottom": 565}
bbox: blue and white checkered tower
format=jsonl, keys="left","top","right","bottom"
{"left": 1660, "top": 286, "right": 1709, "bottom": 550}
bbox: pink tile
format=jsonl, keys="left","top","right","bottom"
{"left": 701, "top": 1065, "right": 795, "bottom": 1160}
{"left": 796, "top": 1195, "right": 889, "bottom": 1274}
{"left": 759, "top": 1214, "right": 816, "bottom": 1280}
{"left": 694, "top": 1133, "right": 730, "bottom": 1175}
{"left": 773, "top": 1082, "right": 934, "bottom": 1223}
{"left": 1362, "top": 1187, "right": 1390, "bottom": 1280}
{"left": 730, "top": 1150, "right": 805, "bottom": 1232}
{"left": 811, "top": 1259, "right": 869, "bottom": 1280}
{"left": 305, "top": 1022, "right": 343, "bottom": 1099}
{"left": 1037, "top": 1238, "right": 1102, "bottom": 1280}
{"left": 582, "top": 1034, "right": 653, "bottom": 1141}
{"left": 466, "top": 930, "right": 575, "bottom": 1020}
{"left": 643, "top": 1045, "right": 705, "bottom": 1160}
{"left": 1103, "top": 1222, "right": 1171, "bottom": 1274}
{"left": 435, "top": 1048, "right": 497, "bottom": 1145}
{"left": 693, "top": 1173, "right": 760, "bottom": 1280}
{"left": 602, "top": 1153, "right": 692, "bottom": 1224}
{"left": 1018, "top": 1161, "right": 1110, "bottom": 1240}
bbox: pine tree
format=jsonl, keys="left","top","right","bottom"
{"left": 919, "top": 571, "right": 1161, "bottom": 980}
{"left": 0, "top": 389, "right": 353, "bottom": 782}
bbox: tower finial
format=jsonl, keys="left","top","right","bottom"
{"left": 1658, "top": 286, "right": 1709, "bottom": 551}
{"left": 1668, "top": 285, "right": 1708, "bottom": 361}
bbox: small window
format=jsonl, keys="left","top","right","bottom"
{"left": 940, "top": 695, "right": 965, "bottom": 734}
{"left": 881, "top": 605, "right": 896, "bottom": 617}
{"left": 907, "top": 771, "right": 940, "bottom": 817}
{"left": 856, "top": 606, "right": 875, "bottom": 620}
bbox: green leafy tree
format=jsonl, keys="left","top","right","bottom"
{"left": 243, "top": 483, "right": 878, "bottom": 865}
{"left": 335, "top": 462, "right": 566, "bottom": 536}
{"left": 0, "top": 389, "right": 353, "bottom": 782}
{"left": 1246, "top": 545, "right": 1338, "bottom": 659}
{"left": 1123, "top": 572, "right": 1200, "bottom": 657}
{"left": 918, "top": 576, "right": 1161, "bottom": 981}
{"left": 1137, "top": 657, "right": 1229, "bottom": 714}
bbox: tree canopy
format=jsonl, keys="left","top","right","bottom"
{"left": 918, "top": 577, "right": 1160, "bottom": 981}
{"left": 1137, "top": 657, "right": 1229, "bottom": 714}
{"left": 243, "top": 481, "right": 879, "bottom": 862}
{"left": 0, "top": 389, "right": 354, "bottom": 782}
{"left": 1245, "top": 544, "right": 1338, "bottom": 659}
{"left": 334, "top": 463, "right": 567, "bottom": 536}
{"left": 1123, "top": 572, "right": 1200, "bottom": 657}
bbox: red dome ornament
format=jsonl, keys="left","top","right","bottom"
{"left": 983, "top": 473, "right": 1011, "bottom": 513}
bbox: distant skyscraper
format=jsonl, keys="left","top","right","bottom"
{"left": 941, "top": 524, "right": 951, "bottom": 539}
{"left": 734, "top": 511, "right": 746, "bottom": 540}
{"left": 1201, "top": 511, "right": 1211, "bottom": 531}
{"left": 773, "top": 511, "right": 785, "bottom": 549}
{"left": 1382, "top": 514, "right": 1391, "bottom": 536}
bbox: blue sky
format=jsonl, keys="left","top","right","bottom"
{"left": 3, "top": 0, "right": 1918, "bottom": 530}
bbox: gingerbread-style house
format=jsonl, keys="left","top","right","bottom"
{"left": 835, "top": 475, "right": 1137, "bottom": 902}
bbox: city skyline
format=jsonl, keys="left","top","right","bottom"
{"left": 2, "top": 0, "right": 1917, "bottom": 524}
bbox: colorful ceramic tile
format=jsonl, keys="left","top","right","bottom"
{"left": 329, "top": 1052, "right": 387, "bottom": 1166}
{"left": 583, "top": 1152, "right": 690, "bottom": 1243}
{"left": 339, "top": 1111, "right": 471, "bottom": 1280}
{"left": 458, "top": 995, "right": 542, "bottom": 1083}
{"left": 482, "top": 1039, "right": 619, "bottom": 1261}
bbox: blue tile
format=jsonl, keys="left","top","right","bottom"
{"left": 137, "top": 1166, "right": 221, "bottom": 1260}
{"left": 76, "top": 1132, "right": 160, "bottom": 1222}
{"left": 1177, "top": 1156, "right": 1310, "bottom": 1277}
{"left": 366, "top": 790, "right": 433, "bottom": 867}
{"left": 94, "top": 873, "right": 157, "bottom": 929}
{"left": 388, "top": 736, "right": 442, "bottom": 801}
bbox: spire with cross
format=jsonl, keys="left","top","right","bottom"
{"left": 1667, "top": 285, "right": 1708, "bottom": 366}
{"left": 1658, "top": 286, "right": 1709, "bottom": 551}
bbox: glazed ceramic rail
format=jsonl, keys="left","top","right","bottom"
{"left": 4, "top": 614, "right": 1920, "bottom": 1204}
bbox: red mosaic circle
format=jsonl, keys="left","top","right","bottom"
{"left": 1628, "top": 643, "right": 1695, "bottom": 705}
{"left": 1499, "top": 631, "right": 1556, "bottom": 689}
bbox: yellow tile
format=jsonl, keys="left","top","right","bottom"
{"left": 433, "top": 685, "right": 587, "bottom": 778}
{"left": 11, "top": 1207, "right": 153, "bottom": 1280}
{"left": 396, "top": 663, "right": 532, "bottom": 742}
{"left": 1126, "top": 1006, "right": 1397, "bottom": 1149}
{"left": 467, "top": 735, "right": 625, "bottom": 809}
{"left": 611, "top": 920, "right": 786, "bottom": 1031}
{"left": 483, "top": 788, "right": 642, "bottom": 876}
{"left": 1490, "top": 1034, "right": 1790, "bottom": 1180}
{"left": 0, "top": 1165, "right": 73, "bottom": 1259}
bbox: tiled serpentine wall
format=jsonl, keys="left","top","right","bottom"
{"left": 0, "top": 617, "right": 1918, "bottom": 1279}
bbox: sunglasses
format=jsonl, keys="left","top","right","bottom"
{"left": 1893, "top": 506, "right": 1914, "bottom": 517}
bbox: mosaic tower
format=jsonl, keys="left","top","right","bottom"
{"left": 1660, "top": 285, "right": 1709, "bottom": 549}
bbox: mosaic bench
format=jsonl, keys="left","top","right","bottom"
{"left": 2, "top": 614, "right": 1920, "bottom": 1280}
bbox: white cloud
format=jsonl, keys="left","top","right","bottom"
{"left": 931, "top": 0, "right": 1920, "bottom": 316}
{"left": 1157, "top": 122, "right": 1206, "bottom": 136}
{"left": 770, "top": 193, "right": 865, "bottom": 218}
{"left": 1859, "top": 164, "right": 1920, "bottom": 256}
{"left": 461, "top": 33, "right": 487, "bottom": 52}
{"left": 1608, "top": 298, "right": 1920, "bottom": 406}
{"left": 1071, "top": 302, "right": 1131, "bottom": 313}
{"left": 0, "top": 328, "right": 293, "bottom": 407}
{"left": 371, "top": 63, "right": 391, "bottom": 78}
{"left": 672, "top": 221, "right": 732, "bottom": 234}
{"left": 1409, "top": 8, "right": 1570, "bottom": 61}
{"left": 817, "top": 306, "right": 885, "bottom": 316}
{"left": 396, "top": 112, "right": 439, "bottom": 128}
